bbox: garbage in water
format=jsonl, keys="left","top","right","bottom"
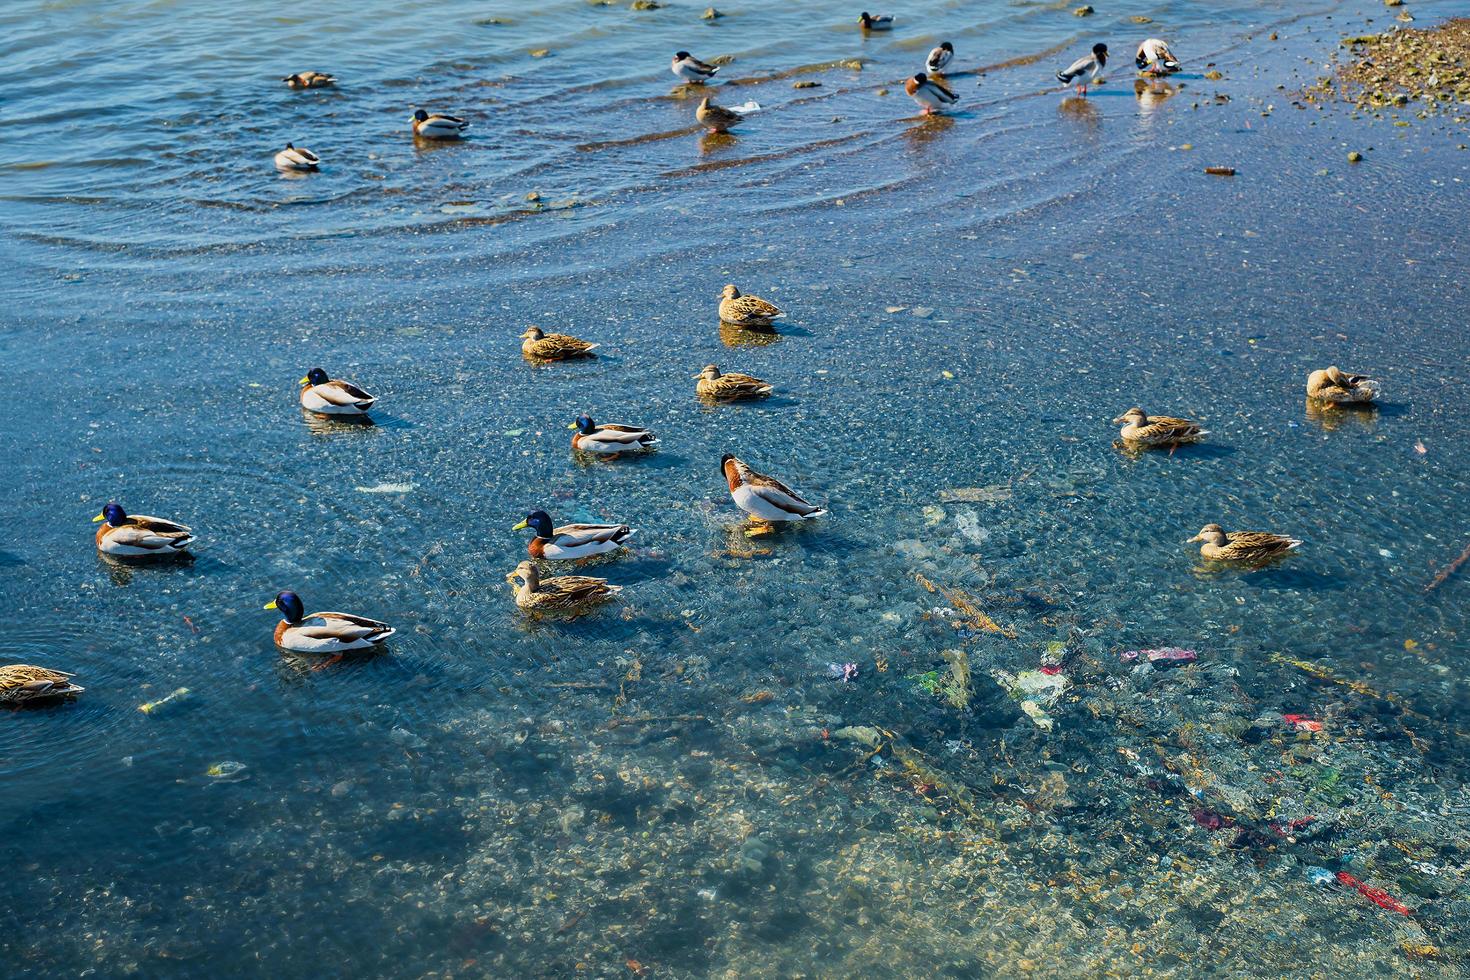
{"left": 205, "top": 761, "right": 249, "bottom": 782}
{"left": 1281, "top": 713, "right": 1324, "bottom": 732}
{"left": 138, "top": 687, "right": 191, "bottom": 715}
{"left": 1335, "top": 871, "right": 1414, "bottom": 915}
{"left": 1120, "top": 647, "right": 1197, "bottom": 666}
{"left": 826, "top": 662, "right": 859, "bottom": 683}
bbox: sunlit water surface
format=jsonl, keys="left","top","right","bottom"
{"left": 3, "top": 0, "right": 1470, "bottom": 975}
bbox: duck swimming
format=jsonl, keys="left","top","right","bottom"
{"left": 274, "top": 142, "right": 320, "bottom": 172}
{"left": 93, "top": 503, "right": 196, "bottom": 556}
{"left": 505, "top": 561, "right": 622, "bottom": 612}
{"left": 0, "top": 665, "right": 84, "bottom": 705}
{"left": 718, "top": 284, "right": 784, "bottom": 327}
{"left": 411, "top": 108, "right": 469, "bottom": 139}
{"left": 696, "top": 364, "right": 773, "bottom": 401}
{"left": 264, "top": 591, "right": 395, "bottom": 654}
{"left": 1113, "top": 407, "right": 1208, "bottom": 447}
{"left": 1307, "top": 366, "right": 1380, "bottom": 404}
{"left": 299, "top": 367, "right": 376, "bottom": 416}
{"left": 513, "top": 511, "right": 634, "bottom": 561}
{"left": 568, "top": 414, "right": 659, "bottom": 454}
{"left": 1187, "top": 524, "right": 1301, "bottom": 562}
{"left": 283, "top": 71, "right": 336, "bottom": 89}
{"left": 858, "top": 12, "right": 895, "bottom": 31}
{"left": 520, "top": 327, "right": 598, "bottom": 360}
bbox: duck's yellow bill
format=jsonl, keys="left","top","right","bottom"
{"left": 504, "top": 573, "right": 518, "bottom": 582}
{"left": 91, "top": 512, "right": 105, "bottom": 523}
{"left": 263, "top": 600, "right": 278, "bottom": 610}
{"left": 511, "top": 519, "right": 529, "bottom": 531}
{"left": 298, "top": 376, "right": 310, "bottom": 385}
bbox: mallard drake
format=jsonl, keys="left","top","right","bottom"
{"left": 672, "top": 51, "right": 720, "bottom": 83}
{"left": 505, "top": 560, "right": 621, "bottom": 612}
{"left": 1307, "top": 366, "right": 1380, "bottom": 404}
{"left": 1187, "top": 524, "right": 1301, "bottom": 562}
{"left": 722, "top": 454, "right": 827, "bottom": 522}
{"left": 412, "top": 108, "right": 469, "bottom": 139}
{"left": 858, "top": 12, "right": 895, "bottom": 31}
{"left": 569, "top": 414, "right": 658, "bottom": 454}
{"left": 520, "top": 327, "right": 598, "bottom": 360}
{"left": 0, "top": 665, "right": 83, "bottom": 705}
{"left": 1057, "top": 43, "right": 1108, "bottom": 95}
{"left": 274, "top": 142, "right": 320, "bottom": 172}
{"left": 719, "top": 284, "right": 784, "bottom": 326}
{"left": 93, "top": 503, "right": 196, "bottom": 556}
{"left": 696, "top": 364, "right": 772, "bottom": 401}
{"left": 1113, "top": 407, "right": 1208, "bottom": 447}
{"left": 905, "top": 72, "right": 959, "bottom": 114}
{"left": 283, "top": 71, "right": 336, "bottom": 89}
{"left": 264, "top": 591, "right": 395, "bottom": 654}
{"left": 514, "top": 510, "right": 634, "bottom": 560}
{"left": 299, "top": 367, "right": 376, "bottom": 416}
{"left": 696, "top": 97, "right": 759, "bottom": 133}
{"left": 926, "top": 42, "right": 954, "bottom": 74}
{"left": 1134, "top": 39, "right": 1181, "bottom": 75}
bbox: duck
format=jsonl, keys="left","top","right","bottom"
{"left": 1057, "top": 43, "right": 1108, "bottom": 95}
{"left": 905, "top": 72, "right": 959, "bottom": 114}
{"left": 264, "top": 591, "right": 395, "bottom": 654}
{"left": 274, "top": 142, "right": 320, "bottom": 172}
{"left": 1307, "top": 366, "right": 1380, "bottom": 404}
{"left": 1187, "top": 524, "right": 1301, "bottom": 562}
{"left": 569, "top": 414, "right": 659, "bottom": 454}
{"left": 722, "top": 455, "right": 827, "bottom": 522}
{"left": 93, "top": 503, "right": 196, "bottom": 556}
{"left": 0, "top": 665, "right": 84, "bottom": 705}
{"left": 1134, "top": 39, "right": 1181, "bottom": 75}
{"left": 696, "top": 364, "right": 773, "bottom": 401}
{"left": 719, "top": 284, "right": 784, "bottom": 326}
{"left": 299, "top": 367, "right": 376, "bottom": 416}
{"left": 926, "top": 42, "right": 954, "bottom": 74}
{"left": 505, "top": 561, "right": 621, "bottom": 612}
{"left": 412, "top": 108, "right": 469, "bottom": 139}
{"left": 520, "top": 326, "right": 599, "bottom": 360}
{"left": 696, "top": 96, "right": 759, "bottom": 134}
{"left": 672, "top": 51, "right": 720, "bottom": 83}
{"left": 283, "top": 71, "right": 336, "bottom": 89}
{"left": 1113, "top": 407, "right": 1208, "bottom": 447}
{"left": 858, "top": 12, "right": 895, "bottom": 31}
{"left": 514, "top": 511, "right": 634, "bottom": 561}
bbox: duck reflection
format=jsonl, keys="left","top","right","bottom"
{"left": 1304, "top": 397, "right": 1379, "bottom": 432}
{"left": 719, "top": 321, "right": 782, "bottom": 348}
{"left": 1134, "top": 77, "right": 1178, "bottom": 116}
{"left": 303, "top": 410, "right": 377, "bottom": 436}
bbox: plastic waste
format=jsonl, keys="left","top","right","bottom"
{"left": 1305, "top": 866, "right": 1336, "bottom": 887}
{"left": 205, "top": 761, "right": 249, "bottom": 782}
{"left": 1281, "top": 713, "right": 1324, "bottom": 732}
{"left": 1121, "top": 647, "right": 1197, "bottom": 666}
{"left": 138, "top": 687, "right": 191, "bottom": 715}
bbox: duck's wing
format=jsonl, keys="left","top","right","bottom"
{"left": 554, "top": 523, "right": 632, "bottom": 545}
{"left": 927, "top": 78, "right": 958, "bottom": 101}
{"left": 745, "top": 471, "right": 823, "bottom": 516}
{"left": 687, "top": 56, "right": 719, "bottom": 73}
{"left": 728, "top": 295, "right": 783, "bottom": 318}
{"left": 1057, "top": 55, "right": 1093, "bottom": 82}
{"left": 543, "top": 576, "right": 619, "bottom": 602}
{"left": 315, "top": 380, "right": 376, "bottom": 405}
{"left": 595, "top": 424, "right": 654, "bottom": 436}
{"left": 300, "top": 611, "right": 394, "bottom": 640}
{"left": 535, "top": 334, "right": 597, "bottom": 356}
{"left": 710, "top": 376, "right": 772, "bottom": 397}
{"left": 1225, "top": 531, "right": 1300, "bottom": 555}
{"left": 429, "top": 113, "right": 468, "bottom": 126}
{"left": 1140, "top": 416, "right": 1204, "bottom": 439}
{"left": 131, "top": 514, "right": 193, "bottom": 535}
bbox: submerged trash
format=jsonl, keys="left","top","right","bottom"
{"left": 1281, "top": 713, "right": 1324, "bottom": 732}
{"left": 827, "top": 662, "right": 859, "bottom": 683}
{"left": 1121, "top": 647, "right": 1197, "bottom": 666}
{"left": 138, "top": 687, "right": 191, "bottom": 715}
{"left": 1305, "top": 866, "right": 1337, "bottom": 887}
{"left": 205, "top": 761, "right": 249, "bottom": 782}
{"left": 1336, "top": 871, "right": 1414, "bottom": 915}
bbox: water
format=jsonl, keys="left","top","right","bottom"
{"left": 4, "top": 0, "right": 1470, "bottom": 974}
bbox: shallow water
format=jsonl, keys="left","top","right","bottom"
{"left": 4, "top": 0, "right": 1470, "bottom": 975}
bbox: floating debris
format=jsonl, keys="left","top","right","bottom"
{"left": 355, "top": 482, "right": 417, "bottom": 494}
{"left": 138, "top": 687, "right": 191, "bottom": 715}
{"left": 205, "top": 761, "right": 249, "bottom": 782}
{"left": 1120, "top": 647, "right": 1197, "bottom": 667}
{"left": 826, "top": 662, "right": 859, "bottom": 683}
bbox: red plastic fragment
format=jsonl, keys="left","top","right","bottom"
{"left": 1335, "top": 871, "right": 1414, "bottom": 915}
{"left": 1038, "top": 665, "right": 1063, "bottom": 675}
{"left": 1281, "top": 713, "right": 1324, "bottom": 732}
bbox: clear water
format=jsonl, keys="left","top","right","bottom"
{"left": 3, "top": 0, "right": 1470, "bottom": 974}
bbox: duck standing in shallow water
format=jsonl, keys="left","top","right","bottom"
{"left": 1057, "top": 43, "right": 1108, "bottom": 95}
{"left": 568, "top": 414, "right": 659, "bottom": 454}
{"left": 672, "top": 51, "right": 720, "bottom": 83}
{"left": 906, "top": 72, "right": 959, "bottom": 115}
{"left": 411, "top": 108, "right": 469, "bottom": 139}
{"left": 1187, "top": 524, "right": 1301, "bottom": 562}
{"left": 283, "top": 71, "right": 336, "bottom": 89}
{"left": 722, "top": 454, "right": 827, "bottom": 524}
{"left": 1307, "top": 366, "right": 1380, "bottom": 405}
{"left": 299, "top": 367, "right": 376, "bottom": 416}
{"left": 1134, "top": 39, "right": 1180, "bottom": 75}
{"left": 274, "top": 142, "right": 320, "bottom": 171}
{"left": 0, "top": 665, "right": 84, "bottom": 705}
{"left": 1113, "top": 407, "right": 1207, "bottom": 448}
{"left": 696, "top": 97, "right": 759, "bottom": 134}
{"left": 718, "top": 284, "right": 784, "bottom": 327}
{"left": 505, "top": 561, "right": 621, "bottom": 613}
{"left": 926, "top": 42, "right": 954, "bottom": 74}
{"left": 520, "top": 327, "right": 598, "bottom": 360}
{"left": 696, "top": 364, "right": 772, "bottom": 401}
{"left": 264, "top": 592, "right": 395, "bottom": 654}
{"left": 93, "top": 503, "right": 196, "bottom": 556}
{"left": 514, "top": 511, "right": 634, "bottom": 561}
